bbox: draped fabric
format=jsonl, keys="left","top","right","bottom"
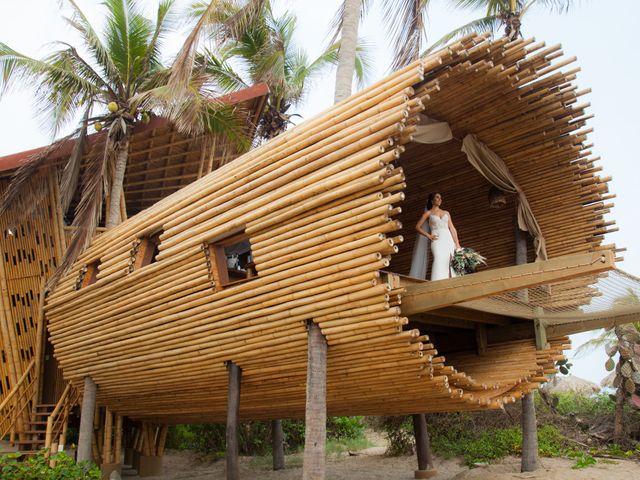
{"left": 409, "top": 201, "right": 430, "bottom": 279}
{"left": 413, "top": 114, "right": 453, "bottom": 144}
{"left": 461, "top": 134, "right": 548, "bottom": 261}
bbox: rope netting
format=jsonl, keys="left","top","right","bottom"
{"left": 461, "top": 269, "right": 640, "bottom": 326}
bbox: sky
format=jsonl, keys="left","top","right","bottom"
{"left": 1, "top": 1, "right": 639, "bottom": 385}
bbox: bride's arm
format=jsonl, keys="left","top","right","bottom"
{"left": 447, "top": 213, "right": 462, "bottom": 249}
{"left": 416, "top": 212, "right": 437, "bottom": 241}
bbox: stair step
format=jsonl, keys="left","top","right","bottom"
{"left": 11, "top": 440, "right": 45, "bottom": 446}
{"left": 0, "top": 450, "right": 40, "bottom": 456}
{"left": 22, "top": 430, "right": 46, "bottom": 435}
{"left": 29, "top": 421, "right": 48, "bottom": 425}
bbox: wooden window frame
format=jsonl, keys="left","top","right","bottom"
{"left": 81, "top": 260, "right": 100, "bottom": 288}
{"left": 133, "top": 230, "right": 163, "bottom": 271}
{"left": 207, "top": 230, "right": 256, "bottom": 292}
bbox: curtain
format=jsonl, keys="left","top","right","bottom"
{"left": 409, "top": 201, "right": 430, "bottom": 279}
{"left": 461, "top": 134, "right": 548, "bottom": 261}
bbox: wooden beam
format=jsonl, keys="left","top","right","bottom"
{"left": 432, "top": 306, "right": 514, "bottom": 326}
{"left": 410, "top": 314, "right": 475, "bottom": 330}
{"left": 400, "top": 251, "right": 615, "bottom": 316}
{"left": 546, "top": 309, "right": 640, "bottom": 336}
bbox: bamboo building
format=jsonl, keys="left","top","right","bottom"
{"left": 1, "top": 33, "right": 640, "bottom": 472}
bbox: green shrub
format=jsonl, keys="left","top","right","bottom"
{"left": 327, "top": 416, "right": 365, "bottom": 441}
{"left": 428, "top": 423, "right": 567, "bottom": 467}
{"left": 166, "top": 416, "right": 366, "bottom": 456}
{"left": 0, "top": 450, "right": 100, "bottom": 479}
{"left": 555, "top": 392, "right": 616, "bottom": 417}
{"left": 377, "top": 416, "right": 414, "bottom": 456}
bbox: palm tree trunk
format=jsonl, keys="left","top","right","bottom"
{"left": 105, "top": 133, "right": 131, "bottom": 229}
{"left": 613, "top": 362, "right": 626, "bottom": 443}
{"left": 334, "top": 0, "right": 361, "bottom": 104}
{"left": 302, "top": 321, "right": 327, "bottom": 480}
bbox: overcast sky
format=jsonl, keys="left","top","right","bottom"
{"left": 1, "top": 1, "right": 638, "bottom": 385}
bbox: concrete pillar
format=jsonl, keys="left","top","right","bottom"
{"left": 226, "top": 362, "right": 241, "bottom": 480}
{"left": 272, "top": 419, "right": 285, "bottom": 470}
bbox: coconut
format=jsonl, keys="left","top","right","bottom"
{"left": 108, "top": 101, "right": 118, "bottom": 113}
{"left": 94, "top": 122, "right": 103, "bottom": 132}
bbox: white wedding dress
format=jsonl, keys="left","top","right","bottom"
{"left": 429, "top": 213, "right": 457, "bottom": 281}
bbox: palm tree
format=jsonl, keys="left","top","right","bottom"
{"left": 428, "top": 0, "right": 576, "bottom": 51}
{"left": 0, "top": 0, "right": 245, "bottom": 286}
{"left": 193, "top": 1, "right": 371, "bottom": 139}
{"left": 199, "top": 2, "right": 371, "bottom": 140}
{"left": 331, "top": 0, "right": 432, "bottom": 102}
{"left": 577, "top": 288, "right": 640, "bottom": 444}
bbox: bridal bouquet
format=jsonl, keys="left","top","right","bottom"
{"left": 451, "top": 247, "right": 487, "bottom": 275}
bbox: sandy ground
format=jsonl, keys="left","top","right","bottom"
{"left": 134, "top": 448, "right": 640, "bottom": 480}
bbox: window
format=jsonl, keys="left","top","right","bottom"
{"left": 75, "top": 260, "right": 100, "bottom": 290}
{"left": 206, "top": 230, "right": 256, "bottom": 291}
{"left": 132, "top": 230, "right": 163, "bottom": 271}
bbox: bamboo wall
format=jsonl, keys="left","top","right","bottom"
{"left": 44, "top": 34, "right": 608, "bottom": 422}
{"left": 0, "top": 170, "right": 66, "bottom": 404}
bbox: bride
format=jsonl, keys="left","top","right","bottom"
{"left": 415, "top": 192, "right": 462, "bottom": 281}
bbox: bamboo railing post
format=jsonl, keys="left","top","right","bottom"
{"left": 271, "top": 419, "right": 285, "bottom": 470}
{"left": 114, "top": 414, "right": 123, "bottom": 465}
{"left": 226, "top": 361, "right": 242, "bottom": 480}
{"left": 516, "top": 222, "right": 539, "bottom": 473}
{"left": 103, "top": 408, "right": 113, "bottom": 465}
{"left": 412, "top": 414, "right": 436, "bottom": 478}
{"left": 77, "top": 377, "right": 97, "bottom": 463}
{"left": 302, "top": 321, "right": 327, "bottom": 480}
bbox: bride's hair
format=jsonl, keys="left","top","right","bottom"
{"left": 426, "top": 192, "right": 440, "bottom": 210}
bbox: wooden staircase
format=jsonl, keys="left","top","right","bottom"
{"left": 1, "top": 381, "right": 79, "bottom": 459}
{"left": 3, "top": 404, "right": 56, "bottom": 456}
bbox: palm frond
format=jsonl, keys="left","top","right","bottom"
{"left": 353, "top": 39, "right": 374, "bottom": 87}
{"left": 314, "top": 39, "right": 373, "bottom": 90}
{"left": 133, "top": 77, "right": 248, "bottom": 149}
{"left": 60, "top": 107, "right": 91, "bottom": 214}
{"left": 200, "top": 47, "right": 249, "bottom": 93}
{"left": 382, "top": 0, "right": 433, "bottom": 71}
{"left": 217, "top": 0, "right": 269, "bottom": 43}
{"left": 326, "top": 0, "right": 372, "bottom": 47}
{"left": 574, "top": 328, "right": 616, "bottom": 358}
{"left": 455, "top": 0, "right": 516, "bottom": 15}
{"left": 423, "top": 15, "right": 500, "bottom": 54}
{"left": 103, "top": 0, "right": 154, "bottom": 95}
{"left": 63, "top": 0, "right": 124, "bottom": 93}
{"left": 0, "top": 128, "right": 82, "bottom": 219}
{"left": 139, "top": 0, "right": 177, "bottom": 78}
{"left": 529, "top": 0, "right": 577, "bottom": 14}
{"left": 48, "top": 140, "right": 111, "bottom": 291}
{"left": 0, "top": 43, "right": 100, "bottom": 97}
{"left": 170, "top": 0, "right": 223, "bottom": 93}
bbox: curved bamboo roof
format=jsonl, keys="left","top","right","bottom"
{"left": 43, "top": 33, "right": 612, "bottom": 422}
